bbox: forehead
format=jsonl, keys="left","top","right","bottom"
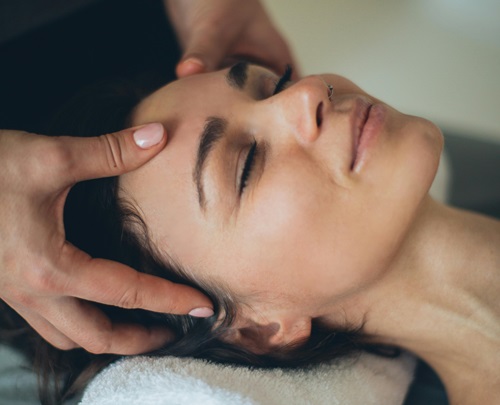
{"left": 130, "top": 63, "right": 278, "bottom": 131}
{"left": 120, "top": 70, "right": 237, "bottom": 274}
{"left": 128, "top": 70, "right": 230, "bottom": 206}
{"left": 132, "top": 69, "right": 227, "bottom": 129}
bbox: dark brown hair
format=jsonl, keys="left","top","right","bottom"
{"left": 0, "top": 76, "right": 396, "bottom": 405}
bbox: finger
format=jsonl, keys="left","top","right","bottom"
{"left": 242, "top": 33, "right": 299, "bottom": 78}
{"left": 57, "top": 123, "right": 167, "bottom": 185}
{"left": 47, "top": 297, "right": 174, "bottom": 355}
{"left": 54, "top": 298, "right": 174, "bottom": 355}
{"left": 8, "top": 301, "right": 78, "bottom": 350}
{"left": 61, "top": 245, "right": 214, "bottom": 316}
{"left": 176, "top": 57, "right": 206, "bottom": 78}
{"left": 176, "top": 25, "right": 233, "bottom": 77}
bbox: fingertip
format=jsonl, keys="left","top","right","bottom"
{"left": 176, "top": 57, "right": 206, "bottom": 78}
{"left": 186, "top": 290, "right": 214, "bottom": 317}
{"left": 132, "top": 123, "right": 166, "bottom": 149}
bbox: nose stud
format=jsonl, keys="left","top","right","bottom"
{"left": 327, "top": 84, "right": 334, "bottom": 101}
{"left": 320, "top": 76, "right": 334, "bottom": 101}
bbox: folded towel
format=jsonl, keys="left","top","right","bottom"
{"left": 80, "top": 351, "right": 416, "bottom": 405}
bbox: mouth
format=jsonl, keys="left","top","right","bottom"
{"left": 350, "top": 99, "right": 385, "bottom": 171}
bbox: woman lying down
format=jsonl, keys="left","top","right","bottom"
{"left": 3, "top": 62, "right": 499, "bottom": 404}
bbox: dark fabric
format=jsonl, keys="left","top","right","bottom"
{"left": 0, "top": 0, "right": 100, "bottom": 45}
{"left": 0, "top": 0, "right": 180, "bottom": 134}
{"left": 403, "top": 360, "right": 450, "bottom": 405}
{"left": 445, "top": 133, "right": 500, "bottom": 219}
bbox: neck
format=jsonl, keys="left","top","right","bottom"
{"left": 330, "top": 197, "right": 500, "bottom": 404}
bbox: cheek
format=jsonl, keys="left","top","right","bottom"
{"left": 227, "top": 182, "right": 391, "bottom": 305}
{"left": 223, "top": 162, "right": 342, "bottom": 301}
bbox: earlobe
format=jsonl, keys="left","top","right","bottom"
{"left": 224, "top": 316, "right": 312, "bottom": 354}
{"left": 268, "top": 317, "right": 312, "bottom": 348}
{"left": 238, "top": 321, "right": 281, "bottom": 354}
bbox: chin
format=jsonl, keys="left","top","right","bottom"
{"left": 367, "top": 116, "right": 442, "bottom": 263}
{"left": 387, "top": 112, "right": 443, "bottom": 191}
{"left": 409, "top": 116, "right": 444, "bottom": 191}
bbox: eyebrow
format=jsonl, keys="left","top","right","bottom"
{"left": 193, "top": 63, "right": 250, "bottom": 212}
{"left": 193, "top": 117, "right": 228, "bottom": 211}
{"left": 226, "top": 61, "right": 249, "bottom": 90}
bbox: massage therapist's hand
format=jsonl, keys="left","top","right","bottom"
{"left": 166, "top": 0, "right": 299, "bottom": 78}
{"left": 0, "top": 125, "right": 213, "bottom": 355}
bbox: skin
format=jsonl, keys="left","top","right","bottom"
{"left": 120, "top": 64, "right": 440, "bottom": 331}
{"left": 1, "top": 0, "right": 295, "bottom": 355}
{"left": 355, "top": 199, "right": 500, "bottom": 405}
{"left": 121, "top": 65, "right": 500, "bottom": 404}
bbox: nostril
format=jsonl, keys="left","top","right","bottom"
{"left": 316, "top": 102, "right": 323, "bottom": 127}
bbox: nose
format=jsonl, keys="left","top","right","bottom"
{"left": 270, "top": 75, "right": 330, "bottom": 145}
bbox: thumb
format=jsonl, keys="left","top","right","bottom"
{"left": 58, "top": 123, "right": 167, "bottom": 184}
{"left": 176, "top": 26, "right": 232, "bottom": 78}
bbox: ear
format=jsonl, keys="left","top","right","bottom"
{"left": 224, "top": 315, "right": 312, "bottom": 355}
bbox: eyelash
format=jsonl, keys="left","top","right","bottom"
{"left": 273, "top": 64, "right": 293, "bottom": 95}
{"left": 239, "top": 66, "right": 293, "bottom": 196}
{"left": 239, "top": 140, "right": 258, "bottom": 195}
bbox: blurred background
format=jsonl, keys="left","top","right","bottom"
{"left": 262, "top": 0, "right": 500, "bottom": 145}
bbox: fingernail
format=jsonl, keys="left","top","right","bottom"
{"left": 178, "top": 58, "right": 205, "bottom": 76}
{"left": 183, "top": 57, "right": 204, "bottom": 68}
{"left": 133, "top": 123, "right": 164, "bottom": 149}
{"left": 188, "top": 307, "right": 214, "bottom": 318}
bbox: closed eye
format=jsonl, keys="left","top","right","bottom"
{"left": 238, "top": 140, "right": 258, "bottom": 196}
{"left": 237, "top": 65, "right": 291, "bottom": 197}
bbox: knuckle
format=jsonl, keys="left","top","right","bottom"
{"left": 116, "top": 287, "right": 142, "bottom": 309}
{"left": 3, "top": 135, "right": 67, "bottom": 188}
{"left": 51, "top": 339, "right": 78, "bottom": 351}
{"left": 18, "top": 137, "right": 78, "bottom": 190}
{"left": 154, "top": 291, "right": 181, "bottom": 314}
{"left": 84, "top": 332, "right": 112, "bottom": 355}
{"left": 99, "top": 134, "right": 126, "bottom": 173}
{"left": 85, "top": 340, "right": 111, "bottom": 355}
{"left": 79, "top": 318, "right": 114, "bottom": 354}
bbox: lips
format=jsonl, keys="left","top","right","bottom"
{"left": 350, "top": 99, "right": 386, "bottom": 171}
{"left": 351, "top": 99, "right": 373, "bottom": 170}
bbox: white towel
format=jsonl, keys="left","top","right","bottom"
{"left": 80, "top": 351, "right": 416, "bottom": 405}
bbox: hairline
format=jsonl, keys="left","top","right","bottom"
{"left": 116, "top": 192, "right": 243, "bottom": 315}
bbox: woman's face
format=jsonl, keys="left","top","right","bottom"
{"left": 120, "top": 63, "right": 442, "bottom": 333}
